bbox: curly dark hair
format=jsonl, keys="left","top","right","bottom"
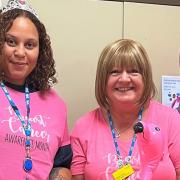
{"left": 0, "top": 9, "right": 57, "bottom": 91}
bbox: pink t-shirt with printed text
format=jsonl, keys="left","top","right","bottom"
{"left": 0, "top": 87, "right": 70, "bottom": 180}
{"left": 71, "top": 100, "right": 180, "bottom": 180}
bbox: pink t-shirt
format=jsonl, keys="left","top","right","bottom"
{"left": 71, "top": 100, "right": 180, "bottom": 180}
{"left": 0, "top": 87, "right": 70, "bottom": 179}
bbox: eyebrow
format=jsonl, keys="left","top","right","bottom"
{"left": 5, "top": 34, "right": 15, "bottom": 38}
{"left": 5, "top": 34, "right": 38, "bottom": 42}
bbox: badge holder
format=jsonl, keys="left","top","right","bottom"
{"left": 23, "top": 157, "right": 32, "bottom": 172}
{"left": 112, "top": 164, "right": 134, "bottom": 180}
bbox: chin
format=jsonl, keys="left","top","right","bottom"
{"left": 118, "top": 99, "right": 138, "bottom": 106}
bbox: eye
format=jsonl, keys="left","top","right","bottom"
{"left": 132, "top": 69, "right": 139, "bottom": 73}
{"left": 110, "top": 69, "right": 121, "bottom": 76}
{"left": 6, "top": 37, "right": 16, "bottom": 47}
{"left": 25, "top": 41, "right": 36, "bottom": 50}
{"left": 128, "top": 69, "right": 140, "bottom": 75}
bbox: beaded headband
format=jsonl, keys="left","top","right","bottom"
{"left": 0, "top": 0, "right": 38, "bottom": 18}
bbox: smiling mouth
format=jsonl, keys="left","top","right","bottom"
{"left": 115, "top": 87, "right": 134, "bottom": 92}
{"left": 11, "top": 61, "right": 27, "bottom": 66}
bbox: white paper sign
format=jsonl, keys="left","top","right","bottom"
{"left": 162, "top": 76, "right": 180, "bottom": 113}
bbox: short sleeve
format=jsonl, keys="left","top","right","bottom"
{"left": 53, "top": 144, "right": 72, "bottom": 168}
{"left": 70, "top": 127, "right": 87, "bottom": 175}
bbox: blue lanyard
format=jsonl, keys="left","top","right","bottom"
{"left": 0, "top": 82, "right": 30, "bottom": 129}
{"left": 0, "top": 82, "right": 33, "bottom": 176}
{"left": 107, "top": 107, "right": 143, "bottom": 168}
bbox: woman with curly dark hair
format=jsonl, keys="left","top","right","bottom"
{"left": 0, "top": 0, "right": 72, "bottom": 179}
{"left": 0, "top": 3, "right": 56, "bottom": 90}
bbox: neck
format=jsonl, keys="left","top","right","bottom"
{"left": 111, "top": 105, "right": 140, "bottom": 121}
{"left": 7, "top": 80, "right": 25, "bottom": 86}
{"left": 4, "top": 76, "right": 25, "bottom": 86}
{"left": 108, "top": 106, "right": 143, "bottom": 135}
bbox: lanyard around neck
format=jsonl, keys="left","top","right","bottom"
{"left": 0, "top": 82, "right": 30, "bottom": 129}
{"left": 0, "top": 82, "right": 33, "bottom": 175}
{"left": 107, "top": 107, "right": 143, "bottom": 168}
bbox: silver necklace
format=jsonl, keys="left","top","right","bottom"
{"left": 115, "top": 128, "right": 121, "bottom": 138}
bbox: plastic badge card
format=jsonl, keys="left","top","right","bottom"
{"left": 112, "top": 164, "right": 134, "bottom": 180}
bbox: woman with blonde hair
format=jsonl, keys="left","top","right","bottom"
{"left": 71, "top": 39, "right": 180, "bottom": 179}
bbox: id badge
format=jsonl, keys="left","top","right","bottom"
{"left": 112, "top": 164, "right": 134, "bottom": 180}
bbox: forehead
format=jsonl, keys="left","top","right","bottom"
{"left": 6, "top": 16, "right": 39, "bottom": 40}
{"left": 108, "top": 55, "right": 141, "bottom": 71}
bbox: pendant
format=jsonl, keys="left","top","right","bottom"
{"left": 23, "top": 158, "right": 32, "bottom": 172}
{"left": 117, "top": 158, "right": 123, "bottom": 168}
{"left": 115, "top": 128, "right": 120, "bottom": 138}
{"left": 125, "top": 156, "right": 131, "bottom": 164}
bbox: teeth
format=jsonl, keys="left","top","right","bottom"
{"left": 117, "top": 87, "right": 132, "bottom": 92}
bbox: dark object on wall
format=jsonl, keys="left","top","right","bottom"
{"left": 102, "top": 0, "right": 180, "bottom": 6}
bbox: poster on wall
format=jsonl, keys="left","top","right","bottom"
{"left": 162, "top": 76, "right": 180, "bottom": 113}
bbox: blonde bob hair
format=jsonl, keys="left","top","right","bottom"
{"left": 95, "top": 39, "right": 156, "bottom": 109}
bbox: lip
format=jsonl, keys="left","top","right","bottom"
{"left": 9, "top": 61, "right": 28, "bottom": 70}
{"left": 10, "top": 61, "right": 28, "bottom": 67}
{"left": 10, "top": 61, "right": 28, "bottom": 66}
{"left": 115, "top": 87, "right": 134, "bottom": 92}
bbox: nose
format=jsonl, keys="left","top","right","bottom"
{"left": 14, "top": 44, "right": 26, "bottom": 58}
{"left": 119, "top": 70, "right": 130, "bottom": 80}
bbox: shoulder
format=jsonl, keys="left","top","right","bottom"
{"left": 46, "top": 88, "right": 65, "bottom": 101}
{"left": 32, "top": 88, "right": 67, "bottom": 118}
{"left": 74, "top": 107, "right": 102, "bottom": 126}
{"left": 147, "top": 100, "right": 180, "bottom": 125}
{"left": 149, "top": 100, "right": 179, "bottom": 115}
{"left": 39, "top": 88, "right": 67, "bottom": 108}
{"left": 49, "top": 88, "right": 67, "bottom": 114}
{"left": 71, "top": 107, "right": 103, "bottom": 135}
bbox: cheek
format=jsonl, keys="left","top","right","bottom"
{"left": 106, "top": 79, "right": 112, "bottom": 92}
{"left": 2, "top": 48, "right": 13, "bottom": 68}
{"left": 29, "top": 50, "right": 39, "bottom": 65}
{"left": 31, "top": 58, "right": 38, "bottom": 70}
{"left": 1, "top": 53, "right": 10, "bottom": 68}
{"left": 106, "top": 76, "right": 114, "bottom": 87}
{"left": 139, "top": 82, "right": 145, "bottom": 96}
{"left": 135, "top": 78, "right": 144, "bottom": 94}
{"left": 2, "top": 45, "right": 11, "bottom": 59}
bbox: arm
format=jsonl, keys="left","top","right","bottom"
{"left": 49, "top": 167, "right": 72, "bottom": 180}
{"left": 72, "top": 175, "right": 84, "bottom": 180}
{"left": 176, "top": 168, "right": 180, "bottom": 180}
{"left": 70, "top": 127, "right": 87, "bottom": 179}
{"left": 51, "top": 145, "right": 72, "bottom": 180}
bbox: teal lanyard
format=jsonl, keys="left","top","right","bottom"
{"left": 107, "top": 107, "right": 143, "bottom": 168}
{"left": 0, "top": 82, "right": 32, "bottom": 178}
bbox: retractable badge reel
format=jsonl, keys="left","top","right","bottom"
{"left": 24, "top": 157, "right": 32, "bottom": 172}
{"left": 23, "top": 128, "right": 32, "bottom": 172}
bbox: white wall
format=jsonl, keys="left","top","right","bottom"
{"left": 29, "top": 1, "right": 180, "bottom": 128}
{"left": 29, "top": 0, "right": 123, "bottom": 128}
{"left": 124, "top": 2, "right": 180, "bottom": 100}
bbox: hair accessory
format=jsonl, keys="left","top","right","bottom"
{"left": 0, "top": 0, "right": 38, "bottom": 18}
